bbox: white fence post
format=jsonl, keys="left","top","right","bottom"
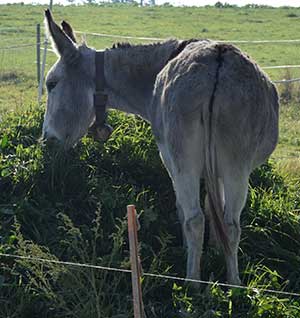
{"left": 38, "top": 0, "right": 53, "bottom": 105}
{"left": 36, "top": 24, "right": 41, "bottom": 85}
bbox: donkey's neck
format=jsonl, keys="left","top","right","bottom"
{"left": 103, "top": 40, "right": 180, "bottom": 121}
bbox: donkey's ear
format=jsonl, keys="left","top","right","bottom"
{"left": 61, "top": 20, "right": 77, "bottom": 43}
{"left": 45, "top": 9, "right": 79, "bottom": 63}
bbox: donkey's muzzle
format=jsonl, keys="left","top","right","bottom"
{"left": 42, "top": 131, "right": 59, "bottom": 144}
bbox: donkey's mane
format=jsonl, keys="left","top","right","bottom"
{"left": 111, "top": 41, "right": 163, "bottom": 50}
{"left": 110, "top": 39, "right": 201, "bottom": 64}
{"left": 108, "top": 39, "right": 203, "bottom": 77}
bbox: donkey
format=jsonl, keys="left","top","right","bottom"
{"left": 42, "top": 10, "right": 279, "bottom": 285}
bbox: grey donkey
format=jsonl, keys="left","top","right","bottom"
{"left": 42, "top": 10, "right": 279, "bottom": 285}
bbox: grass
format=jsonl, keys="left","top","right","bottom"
{"left": 1, "top": 107, "right": 300, "bottom": 317}
{"left": 1, "top": 3, "right": 300, "bottom": 317}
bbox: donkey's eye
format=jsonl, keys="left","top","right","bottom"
{"left": 46, "top": 81, "right": 57, "bottom": 93}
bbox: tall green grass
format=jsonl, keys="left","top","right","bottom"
{"left": 1, "top": 105, "right": 300, "bottom": 317}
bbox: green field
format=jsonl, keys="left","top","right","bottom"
{"left": 1, "top": 4, "right": 300, "bottom": 317}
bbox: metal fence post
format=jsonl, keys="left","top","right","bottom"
{"left": 38, "top": 0, "right": 53, "bottom": 105}
{"left": 36, "top": 24, "right": 40, "bottom": 85}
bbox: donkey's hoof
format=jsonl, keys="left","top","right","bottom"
{"left": 184, "top": 274, "right": 201, "bottom": 290}
{"left": 227, "top": 276, "right": 242, "bottom": 286}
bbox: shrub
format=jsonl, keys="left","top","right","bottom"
{"left": 286, "top": 13, "right": 298, "bottom": 18}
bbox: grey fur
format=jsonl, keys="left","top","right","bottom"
{"left": 43, "top": 12, "right": 279, "bottom": 285}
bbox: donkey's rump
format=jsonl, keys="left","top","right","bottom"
{"left": 214, "top": 45, "right": 279, "bottom": 168}
{"left": 154, "top": 41, "right": 279, "bottom": 169}
{"left": 155, "top": 40, "right": 220, "bottom": 118}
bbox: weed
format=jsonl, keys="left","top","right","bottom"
{"left": 279, "top": 69, "right": 295, "bottom": 104}
{"left": 286, "top": 13, "right": 298, "bottom": 18}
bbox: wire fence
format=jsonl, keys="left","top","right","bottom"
{"left": 2, "top": 252, "right": 300, "bottom": 298}
{"left": 1, "top": 30, "right": 300, "bottom": 84}
{"left": 273, "top": 77, "right": 300, "bottom": 84}
{"left": 0, "top": 45, "right": 37, "bottom": 75}
{"left": 72, "top": 31, "right": 300, "bottom": 84}
{"left": 0, "top": 43, "right": 38, "bottom": 50}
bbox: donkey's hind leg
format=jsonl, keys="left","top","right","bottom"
{"left": 158, "top": 142, "right": 204, "bottom": 280}
{"left": 222, "top": 168, "right": 249, "bottom": 285}
{"left": 176, "top": 202, "right": 187, "bottom": 247}
{"left": 176, "top": 172, "right": 204, "bottom": 280}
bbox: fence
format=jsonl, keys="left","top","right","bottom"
{"left": 2, "top": 25, "right": 300, "bottom": 98}
{"left": 42, "top": 29, "right": 300, "bottom": 85}
{"left": 1, "top": 203, "right": 300, "bottom": 318}
{"left": 2, "top": 201, "right": 300, "bottom": 307}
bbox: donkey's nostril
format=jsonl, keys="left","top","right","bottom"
{"left": 48, "top": 135, "right": 59, "bottom": 143}
{"left": 43, "top": 130, "right": 60, "bottom": 146}
{"left": 45, "top": 136, "right": 60, "bottom": 149}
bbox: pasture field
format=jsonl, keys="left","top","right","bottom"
{"left": 1, "top": 4, "right": 300, "bottom": 317}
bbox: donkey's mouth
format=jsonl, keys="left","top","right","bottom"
{"left": 39, "top": 130, "right": 77, "bottom": 151}
{"left": 39, "top": 135, "right": 64, "bottom": 149}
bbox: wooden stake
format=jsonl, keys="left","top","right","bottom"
{"left": 127, "top": 205, "right": 145, "bottom": 318}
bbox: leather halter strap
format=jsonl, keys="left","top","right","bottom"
{"left": 94, "top": 51, "right": 108, "bottom": 126}
{"left": 89, "top": 50, "right": 113, "bottom": 141}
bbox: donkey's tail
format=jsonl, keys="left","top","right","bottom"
{"left": 203, "top": 45, "right": 230, "bottom": 254}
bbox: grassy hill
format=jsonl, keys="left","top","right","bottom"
{"left": 1, "top": 4, "right": 300, "bottom": 317}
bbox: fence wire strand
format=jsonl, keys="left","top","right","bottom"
{"left": 73, "top": 29, "right": 300, "bottom": 45}
{"left": 273, "top": 77, "right": 300, "bottom": 84}
{"left": 0, "top": 43, "right": 38, "bottom": 50}
{"left": 1, "top": 252, "right": 300, "bottom": 298}
{"left": 263, "top": 64, "right": 300, "bottom": 69}
{"left": 75, "top": 30, "right": 164, "bottom": 42}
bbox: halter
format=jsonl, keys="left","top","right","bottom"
{"left": 88, "top": 50, "right": 113, "bottom": 141}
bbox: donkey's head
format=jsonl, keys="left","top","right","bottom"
{"left": 43, "top": 10, "right": 97, "bottom": 149}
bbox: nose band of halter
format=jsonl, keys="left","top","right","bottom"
{"left": 88, "top": 50, "right": 113, "bottom": 142}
